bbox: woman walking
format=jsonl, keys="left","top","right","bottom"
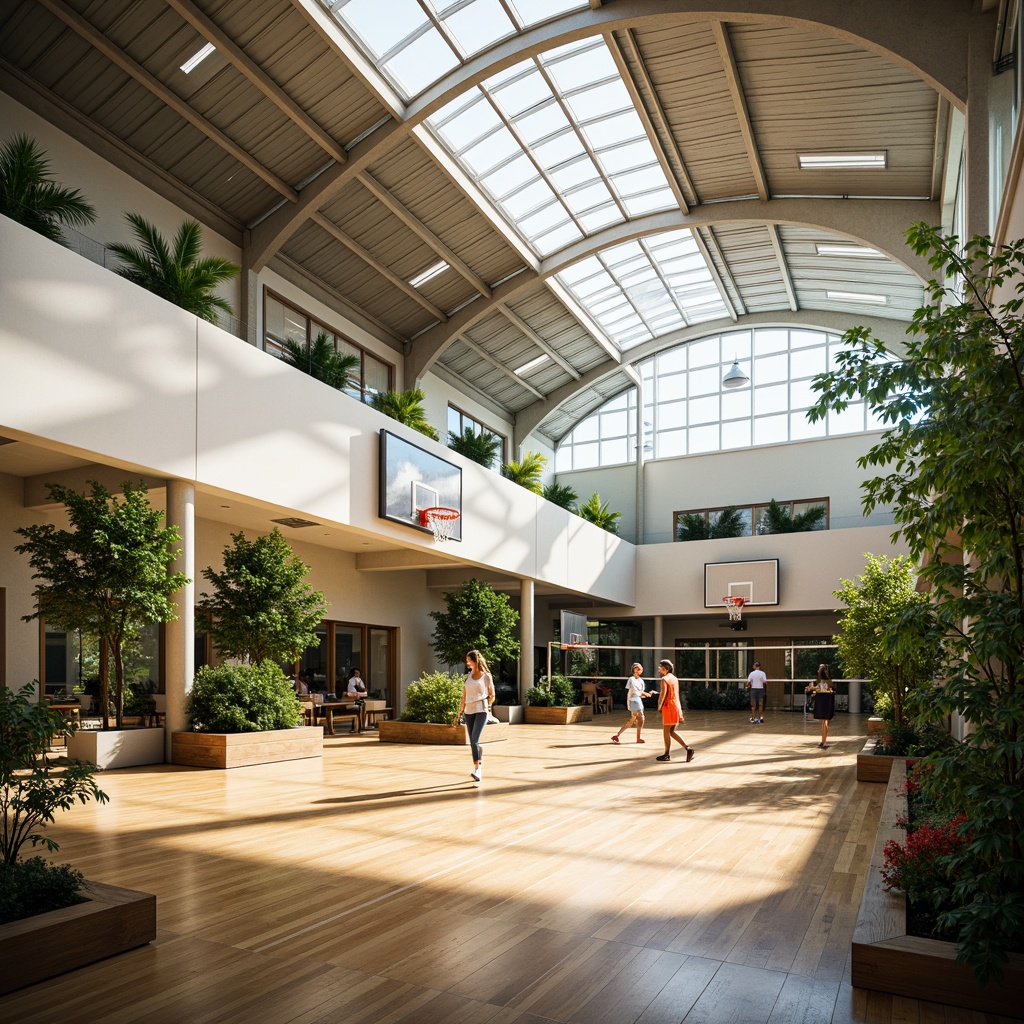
{"left": 454, "top": 649, "right": 495, "bottom": 782}
{"left": 812, "top": 663, "right": 835, "bottom": 748}
{"left": 611, "top": 662, "right": 653, "bottom": 743}
{"left": 655, "top": 659, "right": 695, "bottom": 763}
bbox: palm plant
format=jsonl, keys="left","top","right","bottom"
{"left": 282, "top": 330, "right": 360, "bottom": 391}
{"left": 677, "top": 506, "right": 747, "bottom": 542}
{"left": 757, "top": 498, "right": 827, "bottom": 534}
{"left": 370, "top": 388, "right": 439, "bottom": 441}
{"left": 501, "top": 451, "right": 546, "bottom": 493}
{"left": 0, "top": 133, "right": 96, "bottom": 243}
{"left": 542, "top": 481, "right": 578, "bottom": 511}
{"left": 108, "top": 212, "right": 240, "bottom": 323}
{"left": 448, "top": 426, "right": 501, "bottom": 467}
{"left": 576, "top": 492, "right": 621, "bottom": 534}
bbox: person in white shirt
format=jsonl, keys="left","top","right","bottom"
{"left": 746, "top": 661, "right": 767, "bottom": 723}
{"left": 345, "top": 668, "right": 367, "bottom": 702}
{"left": 454, "top": 649, "right": 495, "bottom": 783}
{"left": 611, "top": 662, "right": 654, "bottom": 744}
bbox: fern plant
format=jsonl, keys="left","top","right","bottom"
{"left": 281, "top": 330, "right": 359, "bottom": 391}
{"left": 448, "top": 427, "right": 501, "bottom": 467}
{"left": 542, "top": 482, "right": 578, "bottom": 511}
{"left": 370, "top": 388, "right": 439, "bottom": 440}
{"left": 757, "top": 499, "right": 827, "bottom": 534}
{"left": 576, "top": 493, "right": 621, "bottom": 534}
{"left": 501, "top": 451, "right": 546, "bottom": 493}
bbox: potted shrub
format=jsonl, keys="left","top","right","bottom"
{"left": 379, "top": 671, "right": 509, "bottom": 744}
{"left": 525, "top": 673, "right": 590, "bottom": 724}
{"left": 0, "top": 684, "right": 155, "bottom": 995}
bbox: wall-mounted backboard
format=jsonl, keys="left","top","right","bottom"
{"left": 704, "top": 559, "right": 779, "bottom": 608}
{"left": 379, "top": 429, "right": 462, "bottom": 541}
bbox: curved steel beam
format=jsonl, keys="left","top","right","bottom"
{"left": 406, "top": 197, "right": 938, "bottom": 384}
{"left": 247, "top": 0, "right": 968, "bottom": 271}
{"left": 513, "top": 309, "right": 912, "bottom": 447}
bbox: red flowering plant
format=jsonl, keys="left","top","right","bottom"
{"left": 881, "top": 815, "right": 971, "bottom": 908}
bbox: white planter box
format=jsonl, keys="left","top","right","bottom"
{"left": 491, "top": 704, "right": 524, "bottom": 723}
{"left": 66, "top": 727, "right": 166, "bottom": 769}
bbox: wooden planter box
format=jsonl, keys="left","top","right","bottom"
{"left": 171, "top": 727, "right": 323, "bottom": 768}
{"left": 377, "top": 720, "right": 509, "bottom": 744}
{"left": 856, "top": 736, "right": 906, "bottom": 783}
{"left": 0, "top": 880, "right": 156, "bottom": 996}
{"left": 66, "top": 727, "right": 166, "bottom": 769}
{"left": 525, "top": 705, "right": 591, "bottom": 725}
{"left": 852, "top": 759, "right": 1024, "bottom": 1014}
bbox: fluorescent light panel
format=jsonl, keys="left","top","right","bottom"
{"left": 409, "top": 261, "right": 448, "bottom": 288}
{"left": 798, "top": 152, "right": 886, "bottom": 169}
{"left": 515, "top": 354, "right": 549, "bottom": 375}
{"left": 826, "top": 290, "right": 887, "bottom": 303}
{"left": 815, "top": 243, "right": 885, "bottom": 258}
{"left": 181, "top": 42, "right": 215, "bottom": 74}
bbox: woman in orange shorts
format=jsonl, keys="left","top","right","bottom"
{"left": 656, "top": 659, "right": 695, "bottom": 763}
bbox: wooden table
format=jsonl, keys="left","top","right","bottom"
{"left": 316, "top": 701, "right": 361, "bottom": 735}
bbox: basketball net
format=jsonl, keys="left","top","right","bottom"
{"left": 419, "top": 506, "right": 460, "bottom": 543}
{"left": 723, "top": 596, "right": 746, "bottom": 621}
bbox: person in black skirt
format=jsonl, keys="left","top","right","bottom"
{"left": 811, "top": 664, "right": 835, "bottom": 748}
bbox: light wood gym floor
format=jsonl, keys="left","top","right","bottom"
{"left": 2, "top": 711, "right": 1019, "bottom": 1024}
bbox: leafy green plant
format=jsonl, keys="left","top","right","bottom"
{"left": 756, "top": 499, "right": 826, "bottom": 534}
{"left": 1, "top": 684, "right": 108, "bottom": 866}
{"left": 281, "top": 329, "right": 359, "bottom": 390}
{"left": 199, "top": 528, "right": 328, "bottom": 666}
{"left": 677, "top": 506, "right": 746, "bottom": 541}
{"left": 399, "top": 671, "right": 464, "bottom": 724}
{"left": 428, "top": 577, "right": 520, "bottom": 669}
{"left": 0, "top": 133, "right": 96, "bottom": 243}
{"left": 576, "top": 492, "right": 621, "bottom": 535}
{"left": 186, "top": 662, "right": 301, "bottom": 733}
{"left": 809, "top": 223, "right": 1024, "bottom": 985}
{"left": 501, "top": 451, "right": 545, "bottom": 493}
{"left": 448, "top": 427, "right": 501, "bottom": 468}
{"left": 15, "top": 480, "right": 188, "bottom": 729}
{"left": 0, "top": 857, "right": 86, "bottom": 925}
{"left": 526, "top": 673, "right": 576, "bottom": 707}
{"left": 371, "top": 388, "right": 439, "bottom": 440}
{"left": 542, "top": 482, "right": 578, "bottom": 511}
{"left": 108, "top": 213, "right": 240, "bottom": 322}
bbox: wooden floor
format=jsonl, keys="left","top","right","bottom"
{"left": 3, "top": 712, "right": 1019, "bottom": 1024}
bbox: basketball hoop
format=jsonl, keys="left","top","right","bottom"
{"left": 723, "top": 596, "right": 746, "bottom": 621}
{"left": 418, "top": 506, "right": 460, "bottom": 543}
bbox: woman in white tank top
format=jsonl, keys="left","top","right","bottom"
{"left": 454, "top": 649, "right": 495, "bottom": 783}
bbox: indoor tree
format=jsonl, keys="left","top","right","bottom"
{"left": 756, "top": 498, "right": 826, "bottom": 534}
{"left": 447, "top": 426, "right": 501, "bottom": 468}
{"left": 809, "top": 223, "right": 1024, "bottom": 984}
{"left": 14, "top": 481, "right": 188, "bottom": 729}
{"left": 281, "top": 329, "right": 359, "bottom": 391}
{"left": 198, "top": 528, "right": 328, "bottom": 666}
{"left": 501, "top": 451, "right": 545, "bottom": 493}
{"left": 0, "top": 133, "right": 96, "bottom": 243}
{"left": 108, "top": 212, "right": 240, "bottom": 323}
{"left": 370, "top": 387, "right": 439, "bottom": 440}
{"left": 429, "top": 577, "right": 520, "bottom": 670}
{"left": 576, "top": 492, "right": 621, "bottom": 535}
{"left": 542, "top": 481, "right": 578, "bottom": 511}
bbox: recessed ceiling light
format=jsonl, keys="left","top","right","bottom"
{"left": 826, "top": 290, "right": 887, "bottom": 303}
{"left": 514, "top": 354, "right": 549, "bottom": 375}
{"left": 815, "top": 244, "right": 885, "bottom": 258}
{"left": 180, "top": 42, "right": 216, "bottom": 74}
{"left": 409, "top": 261, "right": 448, "bottom": 288}
{"left": 798, "top": 153, "right": 886, "bottom": 170}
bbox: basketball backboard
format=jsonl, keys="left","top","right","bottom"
{"left": 704, "top": 559, "right": 779, "bottom": 608}
{"left": 379, "top": 429, "right": 462, "bottom": 541}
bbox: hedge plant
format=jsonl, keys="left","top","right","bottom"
{"left": 526, "top": 673, "right": 577, "bottom": 707}
{"left": 400, "top": 671, "right": 463, "bottom": 724}
{"left": 186, "top": 663, "right": 301, "bottom": 733}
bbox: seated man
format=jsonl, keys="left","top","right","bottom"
{"left": 345, "top": 669, "right": 368, "bottom": 703}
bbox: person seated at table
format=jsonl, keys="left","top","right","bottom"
{"left": 345, "top": 668, "right": 367, "bottom": 703}
{"left": 294, "top": 671, "right": 312, "bottom": 695}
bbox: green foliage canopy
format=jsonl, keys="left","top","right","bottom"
{"left": 757, "top": 499, "right": 826, "bottom": 534}
{"left": 370, "top": 388, "right": 439, "bottom": 440}
{"left": 448, "top": 427, "right": 501, "bottom": 468}
{"left": 400, "top": 671, "right": 464, "bottom": 724}
{"left": 429, "top": 577, "right": 520, "bottom": 669}
{"left": 501, "top": 451, "right": 545, "bottom": 493}
{"left": 677, "top": 506, "right": 746, "bottom": 541}
{"left": 186, "top": 663, "right": 301, "bottom": 733}
{"left": 576, "top": 492, "right": 621, "bottom": 535}
{"left": 526, "top": 674, "right": 576, "bottom": 707}
{"left": 542, "top": 482, "right": 578, "bottom": 511}
{"left": 281, "top": 329, "right": 360, "bottom": 390}
{"left": 198, "top": 528, "right": 328, "bottom": 666}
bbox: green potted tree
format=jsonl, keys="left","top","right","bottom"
{"left": 0, "top": 684, "right": 155, "bottom": 996}
{"left": 501, "top": 451, "right": 545, "bottom": 493}
{"left": 448, "top": 426, "right": 501, "bottom": 468}
{"left": 525, "top": 673, "right": 589, "bottom": 724}
{"left": 370, "top": 387, "right": 439, "bottom": 440}
{"left": 575, "top": 492, "right": 621, "bottom": 534}
{"left": 174, "top": 528, "right": 329, "bottom": 768}
{"left": 14, "top": 480, "right": 187, "bottom": 768}
{"left": 281, "top": 329, "right": 360, "bottom": 390}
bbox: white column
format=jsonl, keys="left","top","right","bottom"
{"left": 634, "top": 377, "right": 646, "bottom": 545}
{"left": 165, "top": 481, "right": 195, "bottom": 760}
{"left": 519, "top": 578, "right": 534, "bottom": 703}
{"left": 653, "top": 615, "right": 664, "bottom": 666}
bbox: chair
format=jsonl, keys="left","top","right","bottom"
{"left": 582, "top": 683, "right": 612, "bottom": 714}
{"left": 299, "top": 696, "right": 315, "bottom": 727}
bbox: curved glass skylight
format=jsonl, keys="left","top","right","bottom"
{"left": 320, "top": 0, "right": 589, "bottom": 100}
{"left": 426, "top": 37, "right": 679, "bottom": 256}
{"left": 556, "top": 229, "right": 730, "bottom": 350}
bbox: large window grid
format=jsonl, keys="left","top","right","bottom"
{"left": 555, "top": 327, "right": 888, "bottom": 471}
{"left": 673, "top": 497, "right": 830, "bottom": 540}
{"left": 447, "top": 405, "right": 507, "bottom": 468}
{"left": 426, "top": 36, "right": 677, "bottom": 256}
{"left": 264, "top": 291, "right": 393, "bottom": 403}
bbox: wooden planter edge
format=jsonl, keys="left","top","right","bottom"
{"left": 852, "top": 759, "right": 1024, "bottom": 1014}
{"left": 171, "top": 727, "right": 324, "bottom": 768}
{"left": 0, "top": 880, "right": 156, "bottom": 996}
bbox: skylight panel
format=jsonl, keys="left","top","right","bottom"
{"left": 340, "top": 0, "right": 428, "bottom": 56}
{"left": 815, "top": 243, "right": 885, "bottom": 258}
{"left": 578, "top": 206, "right": 622, "bottom": 232}
{"left": 564, "top": 80, "right": 634, "bottom": 122}
{"left": 798, "top": 152, "right": 886, "bottom": 169}
{"left": 409, "top": 261, "right": 449, "bottom": 288}
{"left": 564, "top": 181, "right": 614, "bottom": 215}
{"left": 481, "top": 154, "right": 537, "bottom": 198}
{"left": 180, "top": 42, "right": 215, "bottom": 74}
{"left": 503, "top": 179, "right": 557, "bottom": 219}
{"left": 434, "top": 96, "right": 501, "bottom": 151}
{"left": 511, "top": 0, "right": 589, "bottom": 23}
{"left": 384, "top": 32, "right": 459, "bottom": 96}
{"left": 547, "top": 155, "right": 598, "bottom": 193}
{"left": 463, "top": 127, "right": 523, "bottom": 176}
{"left": 519, "top": 203, "right": 568, "bottom": 237}
{"left": 544, "top": 40, "right": 618, "bottom": 92}
{"left": 534, "top": 222, "right": 583, "bottom": 255}
{"left": 490, "top": 69, "right": 552, "bottom": 117}
{"left": 598, "top": 139, "right": 660, "bottom": 175}
{"left": 534, "top": 132, "right": 588, "bottom": 168}
{"left": 444, "top": 0, "right": 516, "bottom": 55}
{"left": 515, "top": 103, "right": 573, "bottom": 146}
{"left": 827, "top": 290, "right": 887, "bottom": 303}
{"left": 514, "top": 353, "right": 550, "bottom": 374}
